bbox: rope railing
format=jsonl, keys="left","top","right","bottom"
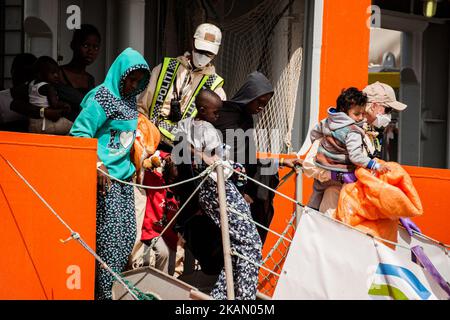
{"left": 97, "top": 164, "right": 213, "bottom": 190}
{"left": 69, "top": 159, "right": 450, "bottom": 297}
{"left": 142, "top": 163, "right": 218, "bottom": 259}
{"left": 0, "top": 154, "right": 141, "bottom": 300}
{"left": 3, "top": 151, "right": 449, "bottom": 300}
{"left": 223, "top": 162, "right": 450, "bottom": 252}
{"left": 227, "top": 206, "right": 292, "bottom": 243}
{"left": 0, "top": 153, "right": 216, "bottom": 300}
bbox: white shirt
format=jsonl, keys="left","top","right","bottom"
{"left": 177, "top": 117, "right": 222, "bottom": 153}
{"left": 176, "top": 117, "right": 234, "bottom": 181}
{"left": 28, "top": 80, "right": 49, "bottom": 108}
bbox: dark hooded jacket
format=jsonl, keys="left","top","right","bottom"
{"left": 214, "top": 71, "right": 275, "bottom": 199}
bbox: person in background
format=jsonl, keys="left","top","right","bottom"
{"left": 58, "top": 23, "right": 101, "bottom": 122}
{"left": 214, "top": 71, "right": 299, "bottom": 243}
{"left": 137, "top": 22, "right": 225, "bottom": 149}
{"left": 140, "top": 152, "right": 179, "bottom": 275}
{"left": 0, "top": 53, "right": 36, "bottom": 132}
{"left": 70, "top": 48, "right": 150, "bottom": 300}
{"left": 10, "top": 24, "right": 101, "bottom": 126}
{"left": 27, "top": 56, "right": 72, "bottom": 135}
{"left": 137, "top": 23, "right": 226, "bottom": 274}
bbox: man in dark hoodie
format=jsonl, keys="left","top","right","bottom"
{"left": 214, "top": 71, "right": 299, "bottom": 243}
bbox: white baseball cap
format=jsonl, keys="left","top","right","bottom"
{"left": 363, "top": 81, "right": 407, "bottom": 111}
{"left": 193, "top": 23, "right": 222, "bottom": 55}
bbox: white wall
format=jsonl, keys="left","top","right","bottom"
{"left": 117, "top": 0, "right": 146, "bottom": 55}
{"left": 24, "top": 0, "right": 59, "bottom": 58}
{"left": 23, "top": 0, "right": 146, "bottom": 85}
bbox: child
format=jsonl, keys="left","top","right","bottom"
{"left": 174, "top": 88, "right": 262, "bottom": 300}
{"left": 140, "top": 150, "right": 180, "bottom": 276}
{"left": 308, "top": 87, "right": 389, "bottom": 210}
{"left": 70, "top": 48, "right": 150, "bottom": 300}
{"left": 28, "top": 56, "right": 72, "bottom": 135}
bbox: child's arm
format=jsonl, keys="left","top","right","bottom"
{"left": 190, "top": 144, "right": 220, "bottom": 165}
{"left": 38, "top": 84, "right": 71, "bottom": 114}
{"left": 346, "top": 132, "right": 389, "bottom": 172}
{"left": 70, "top": 100, "right": 107, "bottom": 138}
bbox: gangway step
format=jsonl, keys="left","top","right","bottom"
{"left": 112, "top": 266, "right": 213, "bottom": 300}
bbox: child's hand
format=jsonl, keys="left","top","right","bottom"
{"left": 377, "top": 164, "right": 391, "bottom": 174}
{"left": 61, "top": 102, "right": 71, "bottom": 115}
{"left": 56, "top": 101, "right": 70, "bottom": 112}
{"left": 163, "top": 156, "right": 178, "bottom": 184}
{"left": 203, "top": 154, "right": 220, "bottom": 166}
{"left": 44, "top": 108, "right": 63, "bottom": 121}
{"left": 97, "top": 162, "right": 111, "bottom": 195}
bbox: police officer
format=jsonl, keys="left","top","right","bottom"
{"left": 138, "top": 23, "right": 226, "bottom": 148}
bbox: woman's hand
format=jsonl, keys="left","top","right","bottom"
{"left": 243, "top": 193, "right": 254, "bottom": 204}
{"left": 97, "top": 163, "right": 111, "bottom": 195}
{"left": 283, "top": 158, "right": 303, "bottom": 169}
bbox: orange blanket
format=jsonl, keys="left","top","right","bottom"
{"left": 131, "top": 114, "right": 161, "bottom": 184}
{"left": 335, "top": 161, "right": 423, "bottom": 244}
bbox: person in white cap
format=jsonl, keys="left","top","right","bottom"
{"left": 318, "top": 82, "right": 420, "bottom": 236}
{"left": 363, "top": 81, "right": 407, "bottom": 129}
{"left": 131, "top": 23, "right": 226, "bottom": 274}
{"left": 137, "top": 23, "right": 226, "bottom": 148}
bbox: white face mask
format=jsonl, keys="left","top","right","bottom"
{"left": 373, "top": 113, "right": 391, "bottom": 128}
{"left": 192, "top": 51, "right": 213, "bottom": 69}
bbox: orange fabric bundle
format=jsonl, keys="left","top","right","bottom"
{"left": 335, "top": 161, "right": 423, "bottom": 243}
{"left": 132, "top": 114, "right": 161, "bottom": 183}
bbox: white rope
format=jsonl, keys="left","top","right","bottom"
{"left": 225, "top": 163, "right": 450, "bottom": 253}
{"left": 228, "top": 206, "right": 292, "bottom": 243}
{"left": 402, "top": 226, "right": 450, "bottom": 250}
{"left": 231, "top": 248, "right": 280, "bottom": 278}
{"left": 225, "top": 163, "right": 303, "bottom": 207}
{"left": 96, "top": 163, "right": 215, "bottom": 190}
{"left": 145, "top": 163, "right": 218, "bottom": 255}
{"left": 0, "top": 154, "right": 140, "bottom": 300}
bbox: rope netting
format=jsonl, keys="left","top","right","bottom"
{"left": 253, "top": 47, "right": 303, "bottom": 154}
{"left": 215, "top": 0, "right": 302, "bottom": 154}
{"left": 257, "top": 210, "right": 297, "bottom": 296}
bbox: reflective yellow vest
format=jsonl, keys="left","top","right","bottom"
{"left": 149, "top": 57, "right": 224, "bottom": 143}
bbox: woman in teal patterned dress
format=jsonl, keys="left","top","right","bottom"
{"left": 70, "top": 48, "right": 150, "bottom": 299}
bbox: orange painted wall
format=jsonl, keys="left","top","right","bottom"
{"left": 403, "top": 166, "right": 450, "bottom": 244}
{"left": 0, "top": 132, "right": 97, "bottom": 299}
{"left": 318, "top": 0, "right": 371, "bottom": 120}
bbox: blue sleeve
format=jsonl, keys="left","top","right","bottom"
{"left": 69, "top": 100, "right": 107, "bottom": 138}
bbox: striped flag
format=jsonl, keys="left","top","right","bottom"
{"left": 368, "top": 263, "right": 437, "bottom": 300}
